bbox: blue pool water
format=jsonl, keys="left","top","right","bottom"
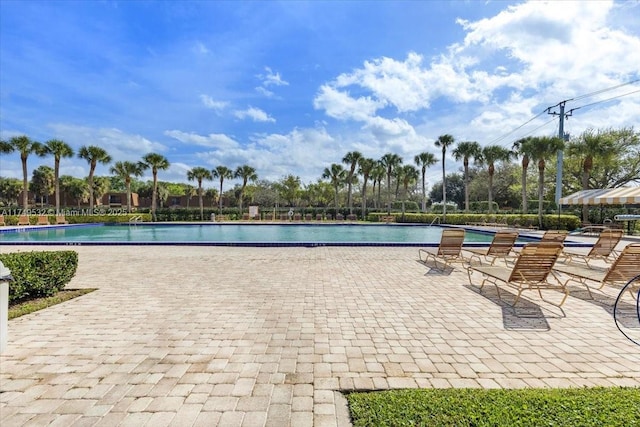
{"left": 0, "top": 223, "right": 512, "bottom": 246}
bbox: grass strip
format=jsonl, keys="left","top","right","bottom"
{"left": 8, "top": 289, "right": 97, "bottom": 319}
{"left": 347, "top": 387, "right": 640, "bottom": 426}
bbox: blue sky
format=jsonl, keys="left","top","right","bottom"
{"left": 1, "top": 0, "right": 639, "bottom": 189}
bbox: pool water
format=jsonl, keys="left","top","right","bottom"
{"left": 0, "top": 224, "right": 518, "bottom": 246}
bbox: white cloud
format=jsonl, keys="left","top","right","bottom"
{"left": 164, "top": 130, "right": 239, "bottom": 150}
{"left": 255, "top": 86, "right": 274, "bottom": 97}
{"left": 199, "top": 94, "right": 228, "bottom": 111}
{"left": 258, "top": 67, "right": 289, "bottom": 87}
{"left": 193, "top": 41, "right": 209, "bottom": 54}
{"left": 233, "top": 107, "right": 275, "bottom": 123}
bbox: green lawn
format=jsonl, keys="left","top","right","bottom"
{"left": 347, "top": 387, "right": 640, "bottom": 426}
{"left": 9, "top": 289, "right": 96, "bottom": 319}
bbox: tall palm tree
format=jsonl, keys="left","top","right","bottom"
{"left": 212, "top": 166, "right": 234, "bottom": 214}
{"left": 512, "top": 137, "right": 533, "bottom": 214}
{"left": 379, "top": 153, "right": 402, "bottom": 214}
{"left": 110, "top": 161, "right": 145, "bottom": 213}
{"left": 184, "top": 185, "right": 197, "bottom": 209}
{"left": 400, "top": 165, "right": 419, "bottom": 196}
{"left": 42, "top": 139, "right": 74, "bottom": 213}
{"left": 414, "top": 152, "right": 438, "bottom": 212}
{"left": 187, "top": 166, "right": 213, "bottom": 220}
{"left": 78, "top": 145, "right": 112, "bottom": 210}
{"left": 452, "top": 141, "right": 481, "bottom": 213}
{"left": 322, "top": 163, "right": 346, "bottom": 211}
{"left": 234, "top": 165, "right": 257, "bottom": 215}
{"left": 6, "top": 135, "right": 44, "bottom": 209}
{"left": 434, "top": 134, "right": 455, "bottom": 221}
{"left": 478, "top": 145, "right": 512, "bottom": 214}
{"left": 528, "top": 136, "right": 565, "bottom": 228}
{"left": 567, "top": 129, "right": 618, "bottom": 223}
{"left": 358, "top": 157, "right": 376, "bottom": 219}
{"left": 370, "top": 162, "right": 386, "bottom": 209}
{"left": 140, "top": 153, "right": 170, "bottom": 221}
{"left": 342, "top": 151, "right": 363, "bottom": 215}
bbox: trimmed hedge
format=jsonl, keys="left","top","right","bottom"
{"left": 2, "top": 213, "right": 151, "bottom": 225}
{"left": 0, "top": 251, "right": 78, "bottom": 304}
{"left": 368, "top": 212, "right": 581, "bottom": 231}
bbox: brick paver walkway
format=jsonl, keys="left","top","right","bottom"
{"left": 1, "top": 244, "right": 639, "bottom": 426}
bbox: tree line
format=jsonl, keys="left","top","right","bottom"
{"left": 1, "top": 127, "right": 638, "bottom": 224}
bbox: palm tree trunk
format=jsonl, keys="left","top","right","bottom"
{"left": 488, "top": 172, "right": 494, "bottom": 214}
{"left": 538, "top": 163, "right": 545, "bottom": 229}
{"left": 126, "top": 180, "right": 132, "bottom": 213}
{"left": 441, "top": 154, "right": 447, "bottom": 220}
{"left": 522, "top": 167, "right": 528, "bottom": 214}
{"left": 55, "top": 158, "right": 61, "bottom": 214}
{"left": 151, "top": 175, "right": 158, "bottom": 222}
{"left": 199, "top": 185, "right": 204, "bottom": 220}
{"left": 464, "top": 164, "right": 470, "bottom": 213}
{"left": 421, "top": 172, "right": 426, "bottom": 212}
{"left": 22, "top": 157, "right": 28, "bottom": 210}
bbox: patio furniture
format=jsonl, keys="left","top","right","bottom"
{"left": 467, "top": 242, "right": 567, "bottom": 307}
{"left": 464, "top": 230, "right": 519, "bottom": 266}
{"left": 553, "top": 243, "right": 640, "bottom": 298}
{"left": 56, "top": 214, "right": 69, "bottom": 224}
{"left": 0, "top": 214, "right": 5, "bottom": 226}
{"left": 17, "top": 215, "right": 30, "bottom": 226}
{"left": 560, "top": 229, "right": 624, "bottom": 267}
{"left": 37, "top": 215, "right": 50, "bottom": 225}
{"left": 418, "top": 228, "right": 466, "bottom": 271}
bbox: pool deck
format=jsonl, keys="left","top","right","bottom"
{"left": 1, "top": 235, "right": 640, "bottom": 426}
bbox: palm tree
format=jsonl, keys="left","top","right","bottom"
{"left": 187, "top": 167, "right": 213, "bottom": 220}
{"left": 379, "top": 153, "right": 402, "bottom": 214}
{"left": 452, "top": 141, "right": 481, "bottom": 213}
{"left": 478, "top": 145, "right": 512, "bottom": 214}
{"left": 400, "top": 164, "right": 419, "bottom": 215}
{"left": 322, "top": 163, "right": 346, "bottom": 211}
{"left": 434, "top": 134, "right": 455, "bottom": 221}
{"left": 414, "top": 152, "right": 438, "bottom": 212}
{"left": 212, "top": 166, "right": 234, "bottom": 214}
{"left": 42, "top": 139, "right": 74, "bottom": 214}
{"left": 110, "top": 161, "right": 145, "bottom": 213}
{"left": 567, "top": 129, "right": 618, "bottom": 223}
{"left": 370, "top": 162, "right": 386, "bottom": 209}
{"left": 358, "top": 157, "right": 376, "bottom": 220}
{"left": 78, "top": 145, "right": 112, "bottom": 210}
{"left": 140, "top": 153, "right": 170, "bottom": 221}
{"left": 234, "top": 165, "right": 257, "bottom": 215}
{"left": 184, "top": 185, "right": 197, "bottom": 209}
{"left": 528, "top": 136, "right": 565, "bottom": 228}
{"left": 512, "top": 137, "right": 534, "bottom": 214}
{"left": 6, "top": 135, "right": 44, "bottom": 209}
{"left": 342, "top": 151, "right": 363, "bottom": 215}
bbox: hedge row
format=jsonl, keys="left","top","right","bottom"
{"left": 0, "top": 251, "right": 79, "bottom": 304}
{"left": 368, "top": 213, "right": 582, "bottom": 231}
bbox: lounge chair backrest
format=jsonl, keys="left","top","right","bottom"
{"left": 487, "top": 231, "right": 518, "bottom": 256}
{"left": 509, "top": 242, "right": 563, "bottom": 283}
{"left": 541, "top": 230, "right": 568, "bottom": 243}
{"left": 437, "top": 229, "right": 465, "bottom": 256}
{"left": 589, "top": 229, "right": 624, "bottom": 257}
{"left": 0, "top": 214, "right": 5, "bottom": 225}
{"left": 603, "top": 243, "right": 640, "bottom": 284}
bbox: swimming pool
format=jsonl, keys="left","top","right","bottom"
{"left": 0, "top": 223, "right": 517, "bottom": 247}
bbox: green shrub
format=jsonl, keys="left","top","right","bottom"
{"left": 470, "top": 201, "right": 500, "bottom": 213}
{"left": 0, "top": 251, "right": 78, "bottom": 304}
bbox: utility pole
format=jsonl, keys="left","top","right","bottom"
{"left": 547, "top": 102, "right": 572, "bottom": 209}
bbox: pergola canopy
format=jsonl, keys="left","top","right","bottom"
{"left": 559, "top": 187, "right": 640, "bottom": 206}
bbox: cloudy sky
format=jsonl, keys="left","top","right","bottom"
{"left": 1, "top": 0, "right": 639, "bottom": 189}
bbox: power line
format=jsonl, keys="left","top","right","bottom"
{"left": 568, "top": 88, "right": 640, "bottom": 114}
{"left": 486, "top": 78, "right": 640, "bottom": 147}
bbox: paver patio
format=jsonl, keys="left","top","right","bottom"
{"left": 1, "top": 242, "right": 639, "bottom": 426}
